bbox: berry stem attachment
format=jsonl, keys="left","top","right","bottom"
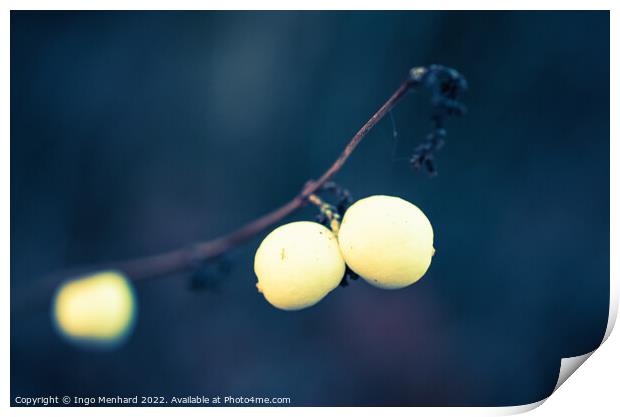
{"left": 307, "top": 194, "right": 341, "bottom": 235}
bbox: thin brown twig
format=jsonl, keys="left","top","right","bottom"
{"left": 115, "top": 75, "right": 418, "bottom": 281}
{"left": 40, "top": 74, "right": 420, "bottom": 280}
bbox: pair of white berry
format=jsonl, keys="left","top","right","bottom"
{"left": 254, "top": 195, "right": 435, "bottom": 310}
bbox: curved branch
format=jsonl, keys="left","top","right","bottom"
{"left": 120, "top": 76, "right": 418, "bottom": 280}
{"left": 47, "top": 64, "right": 468, "bottom": 283}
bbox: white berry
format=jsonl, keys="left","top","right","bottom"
{"left": 254, "top": 221, "right": 345, "bottom": 310}
{"left": 337, "top": 195, "right": 434, "bottom": 289}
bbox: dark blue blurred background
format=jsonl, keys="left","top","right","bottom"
{"left": 11, "top": 11, "right": 609, "bottom": 406}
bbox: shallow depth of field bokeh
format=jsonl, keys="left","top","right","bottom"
{"left": 11, "top": 11, "right": 609, "bottom": 406}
